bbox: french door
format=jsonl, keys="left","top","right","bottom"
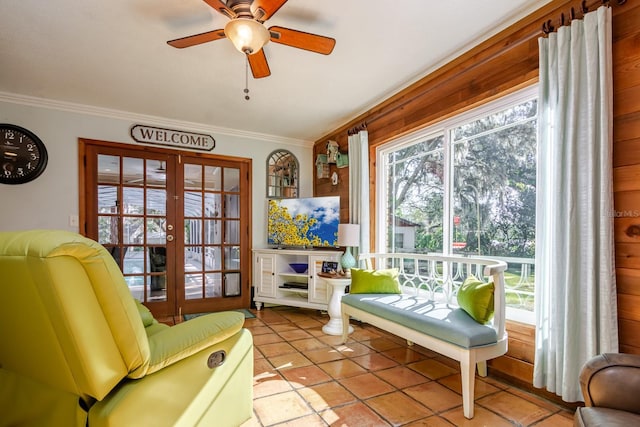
{"left": 80, "top": 139, "right": 251, "bottom": 318}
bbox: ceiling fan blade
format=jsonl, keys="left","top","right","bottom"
{"left": 167, "top": 29, "right": 226, "bottom": 48}
{"left": 268, "top": 26, "right": 335, "bottom": 55}
{"left": 250, "top": 0, "right": 288, "bottom": 22}
{"left": 202, "top": 0, "right": 236, "bottom": 19}
{"left": 248, "top": 49, "right": 271, "bottom": 78}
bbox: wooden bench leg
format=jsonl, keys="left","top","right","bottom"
{"left": 460, "top": 354, "right": 475, "bottom": 419}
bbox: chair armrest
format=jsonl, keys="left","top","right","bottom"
{"left": 580, "top": 353, "right": 640, "bottom": 415}
{"left": 144, "top": 311, "right": 244, "bottom": 375}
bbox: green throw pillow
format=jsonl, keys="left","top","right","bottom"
{"left": 349, "top": 268, "right": 402, "bottom": 294}
{"left": 456, "top": 275, "right": 495, "bottom": 324}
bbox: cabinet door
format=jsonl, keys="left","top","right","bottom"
{"left": 254, "top": 253, "right": 276, "bottom": 297}
{"left": 308, "top": 255, "right": 329, "bottom": 304}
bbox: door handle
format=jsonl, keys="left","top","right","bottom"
{"left": 167, "top": 234, "right": 174, "bottom": 242}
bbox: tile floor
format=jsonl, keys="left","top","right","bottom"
{"left": 239, "top": 306, "right": 575, "bottom": 427}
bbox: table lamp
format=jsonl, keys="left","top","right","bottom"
{"left": 337, "top": 223, "right": 360, "bottom": 273}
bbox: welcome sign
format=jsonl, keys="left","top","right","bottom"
{"left": 130, "top": 125, "right": 215, "bottom": 151}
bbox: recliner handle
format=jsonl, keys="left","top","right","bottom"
{"left": 207, "top": 350, "right": 226, "bottom": 368}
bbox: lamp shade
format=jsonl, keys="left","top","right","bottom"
{"left": 337, "top": 224, "right": 360, "bottom": 247}
{"left": 224, "top": 18, "right": 270, "bottom": 54}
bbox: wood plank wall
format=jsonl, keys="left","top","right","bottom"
{"left": 612, "top": 1, "right": 640, "bottom": 355}
{"left": 312, "top": 0, "right": 640, "bottom": 391}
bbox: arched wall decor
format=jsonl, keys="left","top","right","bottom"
{"left": 266, "top": 149, "right": 298, "bottom": 198}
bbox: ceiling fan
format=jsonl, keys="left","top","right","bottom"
{"left": 167, "top": 0, "right": 336, "bottom": 79}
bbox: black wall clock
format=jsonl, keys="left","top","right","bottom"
{"left": 1, "top": 124, "right": 48, "bottom": 184}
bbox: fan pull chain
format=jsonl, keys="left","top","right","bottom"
{"left": 244, "top": 56, "right": 250, "bottom": 101}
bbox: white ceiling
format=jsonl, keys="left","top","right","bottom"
{"left": 0, "top": 0, "right": 550, "bottom": 144}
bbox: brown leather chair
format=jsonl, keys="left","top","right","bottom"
{"left": 575, "top": 353, "right": 640, "bottom": 426}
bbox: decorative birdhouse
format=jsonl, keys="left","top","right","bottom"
{"left": 326, "top": 140, "right": 339, "bottom": 164}
{"left": 315, "top": 154, "right": 330, "bottom": 179}
{"left": 336, "top": 152, "right": 349, "bottom": 168}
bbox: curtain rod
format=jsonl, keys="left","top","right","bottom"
{"left": 542, "top": 0, "right": 626, "bottom": 34}
{"left": 348, "top": 122, "right": 367, "bottom": 136}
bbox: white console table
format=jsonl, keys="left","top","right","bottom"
{"left": 252, "top": 248, "right": 341, "bottom": 311}
{"left": 321, "top": 277, "right": 353, "bottom": 336}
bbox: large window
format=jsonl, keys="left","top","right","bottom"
{"left": 377, "top": 87, "right": 537, "bottom": 321}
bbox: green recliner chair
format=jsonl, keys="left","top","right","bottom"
{"left": 0, "top": 230, "right": 253, "bottom": 426}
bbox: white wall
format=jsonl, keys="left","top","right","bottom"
{"left": 0, "top": 96, "right": 313, "bottom": 248}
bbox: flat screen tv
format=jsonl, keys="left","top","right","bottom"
{"left": 267, "top": 196, "right": 340, "bottom": 248}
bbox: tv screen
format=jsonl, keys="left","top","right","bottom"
{"left": 267, "top": 196, "right": 340, "bottom": 248}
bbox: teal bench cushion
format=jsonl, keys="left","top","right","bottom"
{"left": 342, "top": 293, "right": 498, "bottom": 349}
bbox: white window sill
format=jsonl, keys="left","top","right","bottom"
{"left": 506, "top": 307, "right": 535, "bottom": 325}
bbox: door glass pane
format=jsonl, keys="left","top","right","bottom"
{"left": 149, "top": 246, "right": 167, "bottom": 295}
{"left": 204, "top": 193, "right": 221, "bottom": 217}
{"left": 123, "top": 217, "right": 143, "bottom": 244}
{"left": 184, "top": 219, "right": 201, "bottom": 245}
{"left": 185, "top": 273, "right": 202, "bottom": 300}
{"left": 98, "top": 155, "right": 120, "bottom": 184}
{"left": 224, "top": 194, "right": 239, "bottom": 217}
{"left": 224, "top": 246, "right": 240, "bottom": 269}
{"left": 184, "top": 192, "right": 202, "bottom": 217}
{"left": 224, "top": 273, "right": 240, "bottom": 297}
{"left": 223, "top": 167, "right": 239, "bottom": 191}
{"left": 98, "top": 216, "right": 118, "bottom": 244}
{"left": 185, "top": 247, "right": 203, "bottom": 272}
{"left": 123, "top": 246, "right": 145, "bottom": 274}
{"left": 146, "top": 160, "right": 167, "bottom": 187}
{"left": 146, "top": 218, "right": 166, "bottom": 243}
{"left": 148, "top": 276, "right": 167, "bottom": 301}
{"left": 204, "top": 166, "right": 221, "bottom": 191}
{"left": 204, "top": 220, "right": 221, "bottom": 244}
{"left": 205, "top": 273, "right": 222, "bottom": 297}
{"left": 98, "top": 185, "right": 118, "bottom": 213}
{"left": 126, "top": 277, "right": 144, "bottom": 300}
{"left": 184, "top": 164, "right": 202, "bottom": 190}
{"left": 204, "top": 246, "right": 220, "bottom": 269}
{"left": 123, "top": 157, "right": 144, "bottom": 186}
{"left": 146, "top": 189, "right": 166, "bottom": 215}
{"left": 123, "top": 187, "right": 144, "bottom": 214}
{"left": 225, "top": 220, "right": 239, "bottom": 244}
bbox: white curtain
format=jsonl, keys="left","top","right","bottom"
{"left": 534, "top": 6, "right": 617, "bottom": 402}
{"left": 348, "top": 129, "right": 370, "bottom": 262}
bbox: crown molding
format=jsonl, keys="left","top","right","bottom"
{"left": 0, "top": 91, "right": 312, "bottom": 148}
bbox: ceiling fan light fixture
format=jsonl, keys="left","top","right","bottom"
{"left": 224, "top": 18, "right": 270, "bottom": 55}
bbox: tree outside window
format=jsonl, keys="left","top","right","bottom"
{"left": 381, "top": 92, "right": 537, "bottom": 313}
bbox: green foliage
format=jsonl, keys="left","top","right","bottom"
{"left": 387, "top": 99, "right": 537, "bottom": 259}
{"left": 414, "top": 227, "right": 443, "bottom": 252}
